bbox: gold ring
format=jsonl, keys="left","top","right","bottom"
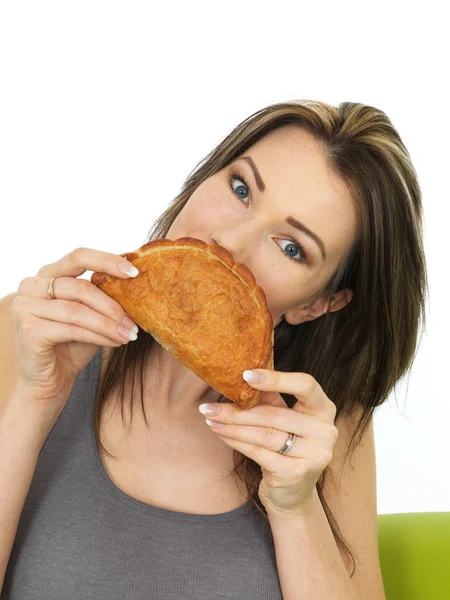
{"left": 47, "top": 277, "right": 57, "bottom": 300}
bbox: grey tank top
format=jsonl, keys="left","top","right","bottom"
{"left": 2, "top": 348, "right": 283, "bottom": 599}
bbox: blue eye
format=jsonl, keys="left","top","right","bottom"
{"left": 227, "top": 171, "right": 308, "bottom": 264}
{"left": 229, "top": 171, "right": 251, "bottom": 202}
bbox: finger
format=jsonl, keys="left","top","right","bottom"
{"left": 205, "top": 403, "right": 325, "bottom": 439}
{"left": 208, "top": 435, "right": 300, "bottom": 476}
{"left": 244, "top": 370, "right": 331, "bottom": 418}
{"left": 17, "top": 276, "right": 137, "bottom": 332}
{"left": 15, "top": 296, "right": 137, "bottom": 345}
{"left": 22, "top": 312, "right": 130, "bottom": 348}
{"left": 206, "top": 420, "right": 314, "bottom": 455}
{"left": 34, "top": 246, "right": 139, "bottom": 281}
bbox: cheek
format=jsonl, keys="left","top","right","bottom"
{"left": 249, "top": 261, "right": 293, "bottom": 313}
{"left": 258, "top": 274, "right": 290, "bottom": 312}
{"left": 254, "top": 266, "right": 318, "bottom": 318}
{"left": 170, "top": 188, "right": 228, "bottom": 237}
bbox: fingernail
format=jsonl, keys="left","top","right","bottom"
{"left": 205, "top": 419, "right": 224, "bottom": 428}
{"left": 122, "top": 316, "right": 139, "bottom": 333}
{"left": 199, "top": 403, "right": 220, "bottom": 415}
{"left": 243, "top": 370, "right": 265, "bottom": 384}
{"left": 118, "top": 262, "right": 139, "bottom": 277}
{"left": 117, "top": 326, "right": 138, "bottom": 341}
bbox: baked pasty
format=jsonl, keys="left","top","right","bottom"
{"left": 90, "top": 237, "right": 274, "bottom": 409}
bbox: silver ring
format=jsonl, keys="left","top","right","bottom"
{"left": 278, "top": 432, "right": 296, "bottom": 455}
{"left": 47, "top": 277, "right": 57, "bottom": 300}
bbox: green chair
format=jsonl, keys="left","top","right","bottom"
{"left": 378, "top": 512, "right": 450, "bottom": 599}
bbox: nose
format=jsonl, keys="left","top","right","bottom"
{"left": 209, "top": 237, "right": 238, "bottom": 263}
{"left": 210, "top": 222, "right": 257, "bottom": 265}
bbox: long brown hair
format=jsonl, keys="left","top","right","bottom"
{"left": 94, "top": 100, "right": 427, "bottom": 577}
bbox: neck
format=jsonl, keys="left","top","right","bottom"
{"left": 101, "top": 344, "right": 220, "bottom": 423}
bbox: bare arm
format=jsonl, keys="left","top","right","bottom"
{"left": 0, "top": 293, "right": 18, "bottom": 404}
{"left": 269, "top": 490, "right": 361, "bottom": 600}
{"left": 0, "top": 249, "right": 137, "bottom": 592}
{"left": 0, "top": 387, "right": 55, "bottom": 591}
{"left": 0, "top": 293, "right": 58, "bottom": 590}
{"left": 269, "top": 413, "right": 386, "bottom": 600}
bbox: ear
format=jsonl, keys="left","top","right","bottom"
{"left": 284, "top": 288, "right": 353, "bottom": 326}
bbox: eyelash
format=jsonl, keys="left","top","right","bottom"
{"left": 227, "top": 170, "right": 308, "bottom": 264}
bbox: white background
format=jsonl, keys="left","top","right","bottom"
{"left": 0, "top": 1, "right": 448, "bottom": 514}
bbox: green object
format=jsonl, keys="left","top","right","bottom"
{"left": 378, "top": 512, "right": 450, "bottom": 600}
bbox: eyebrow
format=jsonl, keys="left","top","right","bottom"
{"left": 239, "top": 155, "right": 327, "bottom": 261}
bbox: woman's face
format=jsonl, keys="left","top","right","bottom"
{"left": 166, "top": 125, "right": 359, "bottom": 327}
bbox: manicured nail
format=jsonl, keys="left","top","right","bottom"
{"left": 205, "top": 419, "right": 224, "bottom": 428}
{"left": 118, "top": 262, "right": 139, "bottom": 277}
{"left": 122, "top": 316, "right": 139, "bottom": 333}
{"left": 199, "top": 403, "right": 220, "bottom": 415}
{"left": 243, "top": 370, "right": 265, "bottom": 384}
{"left": 117, "top": 326, "right": 138, "bottom": 341}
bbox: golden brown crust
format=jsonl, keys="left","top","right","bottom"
{"left": 91, "top": 237, "right": 274, "bottom": 409}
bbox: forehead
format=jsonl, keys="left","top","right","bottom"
{"left": 244, "top": 126, "right": 360, "bottom": 261}
{"left": 248, "top": 126, "right": 342, "bottom": 197}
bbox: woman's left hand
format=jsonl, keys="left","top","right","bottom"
{"left": 199, "top": 369, "right": 339, "bottom": 519}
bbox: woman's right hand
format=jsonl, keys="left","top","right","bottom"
{"left": 10, "top": 247, "right": 140, "bottom": 422}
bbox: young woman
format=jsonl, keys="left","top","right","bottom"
{"left": 0, "top": 99, "right": 426, "bottom": 599}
